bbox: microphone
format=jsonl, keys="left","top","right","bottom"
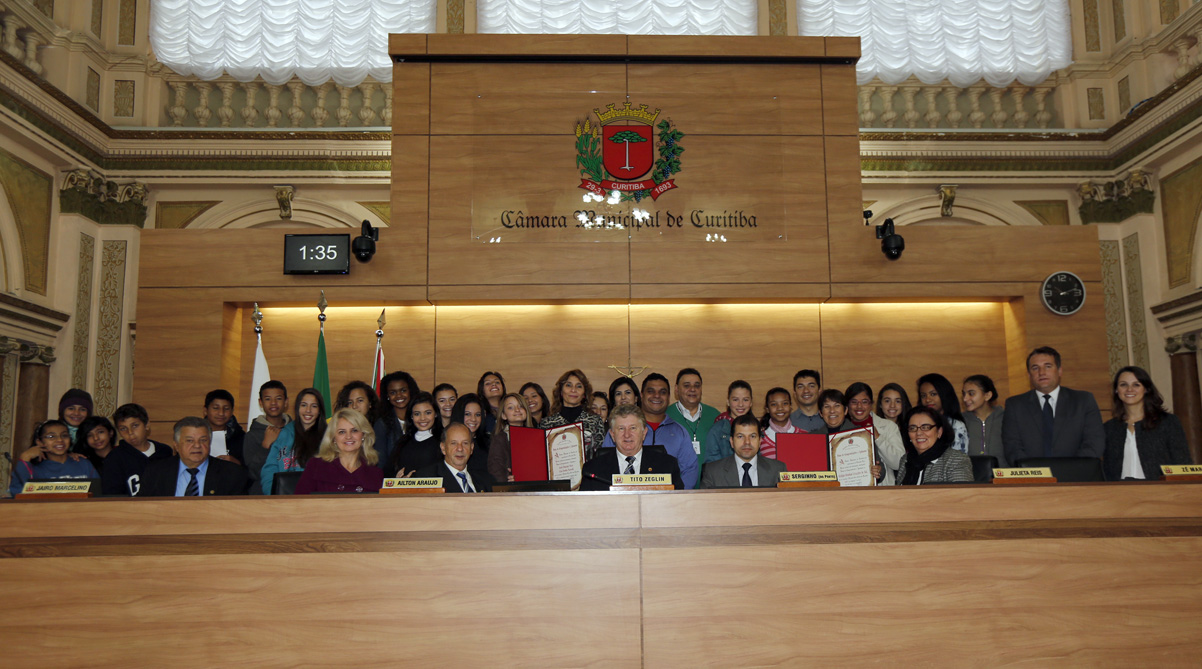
{"left": 579, "top": 471, "right": 613, "bottom": 489}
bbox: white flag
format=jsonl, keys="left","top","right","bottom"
{"left": 248, "top": 333, "right": 271, "bottom": 424}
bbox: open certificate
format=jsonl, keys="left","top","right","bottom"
{"left": 828, "top": 428, "right": 876, "bottom": 487}
{"left": 546, "top": 423, "right": 585, "bottom": 490}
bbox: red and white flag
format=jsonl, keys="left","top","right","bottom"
{"left": 371, "top": 337, "right": 386, "bottom": 396}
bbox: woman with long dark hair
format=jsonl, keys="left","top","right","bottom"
{"left": 539, "top": 369, "right": 607, "bottom": 460}
{"left": 520, "top": 382, "right": 551, "bottom": 425}
{"left": 477, "top": 371, "right": 506, "bottom": 434}
{"left": 260, "top": 388, "right": 327, "bottom": 494}
{"left": 72, "top": 415, "right": 116, "bottom": 474}
{"left": 917, "top": 373, "right": 969, "bottom": 454}
{"left": 374, "top": 370, "right": 420, "bottom": 466}
{"left": 962, "top": 374, "right": 1006, "bottom": 466}
{"left": 390, "top": 391, "right": 443, "bottom": 477}
{"left": 1103, "top": 366, "right": 1192, "bottom": 480}
{"left": 875, "top": 383, "right": 912, "bottom": 430}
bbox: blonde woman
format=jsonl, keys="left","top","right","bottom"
{"left": 487, "top": 392, "right": 534, "bottom": 482}
{"left": 294, "top": 408, "right": 383, "bottom": 494}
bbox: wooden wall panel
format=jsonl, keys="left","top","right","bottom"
{"left": 240, "top": 306, "right": 437, "bottom": 405}
{"left": 389, "top": 135, "right": 431, "bottom": 284}
{"left": 391, "top": 63, "right": 430, "bottom": 135}
{"left": 5, "top": 486, "right": 1202, "bottom": 667}
{"left": 1, "top": 550, "right": 642, "bottom": 667}
{"left": 820, "top": 301, "right": 1011, "bottom": 399}
{"left": 642, "top": 538, "right": 1202, "bottom": 666}
{"left": 138, "top": 229, "right": 426, "bottom": 289}
{"left": 432, "top": 304, "right": 630, "bottom": 401}
{"left": 627, "top": 136, "right": 830, "bottom": 280}
{"left": 1019, "top": 281, "right": 1111, "bottom": 409}
{"left": 429, "top": 63, "right": 627, "bottom": 135}
{"left": 628, "top": 304, "right": 821, "bottom": 408}
{"left": 828, "top": 224, "right": 1104, "bottom": 285}
{"left": 427, "top": 135, "right": 631, "bottom": 286}
{"left": 626, "top": 63, "right": 824, "bottom": 136}
{"left": 821, "top": 64, "right": 861, "bottom": 136}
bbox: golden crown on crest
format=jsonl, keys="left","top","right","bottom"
{"left": 594, "top": 102, "right": 661, "bottom": 125}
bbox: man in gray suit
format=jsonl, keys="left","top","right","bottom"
{"left": 701, "top": 413, "right": 786, "bottom": 488}
{"left": 1002, "top": 346, "right": 1105, "bottom": 464}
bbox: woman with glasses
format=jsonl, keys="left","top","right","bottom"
{"left": 895, "top": 406, "right": 973, "bottom": 485}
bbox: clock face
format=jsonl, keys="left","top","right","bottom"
{"left": 1042, "top": 271, "right": 1086, "bottom": 316}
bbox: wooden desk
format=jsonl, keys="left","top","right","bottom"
{"left": 2, "top": 484, "right": 1200, "bottom": 666}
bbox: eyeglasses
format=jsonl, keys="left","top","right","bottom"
{"left": 907, "top": 424, "right": 937, "bottom": 433}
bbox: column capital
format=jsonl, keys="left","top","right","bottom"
{"left": 1165, "top": 333, "right": 1199, "bottom": 354}
{"left": 17, "top": 343, "right": 55, "bottom": 365}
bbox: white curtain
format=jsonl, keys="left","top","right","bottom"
{"left": 799, "top": 0, "right": 1072, "bottom": 87}
{"left": 477, "top": 0, "right": 757, "bottom": 35}
{"left": 149, "top": 0, "right": 436, "bottom": 86}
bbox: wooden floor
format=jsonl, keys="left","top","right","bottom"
{"left": 2, "top": 483, "right": 1202, "bottom": 667}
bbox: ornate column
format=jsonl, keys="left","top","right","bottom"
{"left": 0, "top": 337, "right": 21, "bottom": 488}
{"left": 12, "top": 342, "right": 55, "bottom": 462}
{"left": 1166, "top": 334, "right": 1202, "bottom": 464}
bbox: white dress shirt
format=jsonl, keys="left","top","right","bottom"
{"left": 443, "top": 461, "right": 477, "bottom": 492}
{"left": 615, "top": 448, "right": 644, "bottom": 474}
{"left": 735, "top": 454, "right": 758, "bottom": 486}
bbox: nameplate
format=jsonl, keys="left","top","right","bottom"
{"left": 780, "top": 471, "right": 838, "bottom": 482}
{"left": 20, "top": 481, "right": 92, "bottom": 495}
{"left": 379, "top": 477, "right": 446, "bottom": 494}
{"left": 382, "top": 478, "right": 443, "bottom": 488}
{"left": 993, "top": 468, "right": 1053, "bottom": 479}
{"left": 612, "top": 474, "right": 671, "bottom": 486}
{"left": 1161, "top": 465, "right": 1202, "bottom": 476}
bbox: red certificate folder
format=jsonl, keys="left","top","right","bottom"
{"left": 509, "top": 426, "right": 549, "bottom": 481}
{"left": 775, "top": 433, "right": 829, "bottom": 471}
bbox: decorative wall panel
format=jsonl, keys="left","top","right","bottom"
{"left": 1084, "top": 0, "right": 1102, "bottom": 52}
{"left": 1118, "top": 76, "right": 1131, "bottom": 114}
{"left": 93, "top": 240, "right": 127, "bottom": 416}
{"left": 1016, "top": 200, "right": 1070, "bottom": 226}
{"left": 1161, "top": 0, "right": 1180, "bottom": 25}
{"left": 1161, "top": 156, "right": 1202, "bottom": 287}
{"left": 154, "top": 201, "right": 219, "bottom": 229}
{"left": 91, "top": 0, "right": 103, "bottom": 37}
{"left": 118, "top": 0, "right": 136, "bottom": 45}
{"left": 72, "top": 233, "right": 96, "bottom": 389}
{"left": 1099, "top": 240, "right": 1128, "bottom": 376}
{"left": 0, "top": 148, "right": 52, "bottom": 295}
{"left": 1122, "top": 233, "right": 1149, "bottom": 370}
{"left": 86, "top": 68, "right": 100, "bottom": 112}
{"left": 113, "top": 81, "right": 134, "bottom": 117}
{"left": 1112, "top": 0, "right": 1126, "bottom": 42}
{"left": 1088, "top": 87, "right": 1105, "bottom": 120}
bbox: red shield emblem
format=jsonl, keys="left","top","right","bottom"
{"left": 601, "top": 123, "right": 654, "bottom": 180}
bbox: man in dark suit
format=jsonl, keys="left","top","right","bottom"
{"left": 581, "top": 404, "right": 684, "bottom": 491}
{"left": 701, "top": 413, "right": 786, "bottom": 488}
{"left": 416, "top": 422, "right": 494, "bottom": 493}
{"left": 139, "top": 416, "right": 248, "bottom": 497}
{"left": 1002, "top": 346, "right": 1105, "bottom": 464}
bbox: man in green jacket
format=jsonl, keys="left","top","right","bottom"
{"left": 664, "top": 368, "right": 720, "bottom": 488}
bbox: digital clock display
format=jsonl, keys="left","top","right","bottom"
{"left": 283, "top": 234, "right": 351, "bottom": 275}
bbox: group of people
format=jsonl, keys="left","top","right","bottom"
{"left": 8, "top": 346, "right": 1193, "bottom": 497}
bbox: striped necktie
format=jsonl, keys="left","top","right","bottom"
{"left": 184, "top": 468, "right": 200, "bottom": 496}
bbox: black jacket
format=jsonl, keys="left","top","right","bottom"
{"left": 100, "top": 440, "right": 174, "bottom": 496}
{"left": 138, "top": 455, "right": 249, "bottom": 497}
{"left": 415, "top": 461, "right": 494, "bottom": 493}
{"left": 580, "top": 447, "right": 684, "bottom": 491}
{"left": 1103, "top": 413, "right": 1192, "bottom": 481}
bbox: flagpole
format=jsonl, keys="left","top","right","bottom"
{"left": 247, "top": 303, "right": 270, "bottom": 424}
{"left": 314, "top": 291, "right": 332, "bottom": 418}
{"left": 373, "top": 309, "right": 386, "bottom": 395}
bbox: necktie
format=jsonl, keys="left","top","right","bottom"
{"left": 457, "top": 471, "right": 474, "bottom": 493}
{"left": 184, "top": 468, "right": 200, "bottom": 496}
{"left": 624, "top": 456, "right": 636, "bottom": 475}
{"left": 741, "top": 462, "right": 753, "bottom": 488}
{"left": 1041, "top": 394, "right": 1055, "bottom": 457}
